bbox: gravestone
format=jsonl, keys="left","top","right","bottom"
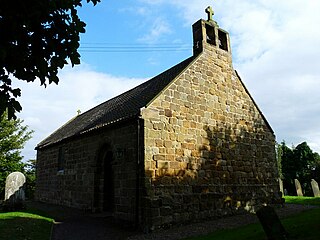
{"left": 311, "top": 179, "right": 320, "bottom": 197}
{"left": 294, "top": 179, "right": 303, "bottom": 196}
{"left": 4, "top": 172, "right": 26, "bottom": 210}
{"left": 256, "top": 206, "right": 288, "bottom": 240}
{"left": 279, "top": 178, "right": 284, "bottom": 197}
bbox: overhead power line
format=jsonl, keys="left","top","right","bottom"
{"left": 78, "top": 43, "right": 192, "bottom": 53}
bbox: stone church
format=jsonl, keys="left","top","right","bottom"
{"left": 35, "top": 7, "right": 281, "bottom": 229}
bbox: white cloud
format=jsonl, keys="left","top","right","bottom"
{"left": 138, "top": 0, "right": 320, "bottom": 152}
{"left": 13, "top": 0, "right": 320, "bottom": 161}
{"left": 138, "top": 17, "right": 172, "bottom": 43}
{"left": 222, "top": 1, "right": 320, "bottom": 151}
{"left": 14, "top": 64, "right": 146, "bottom": 161}
{"left": 119, "top": 6, "right": 148, "bottom": 16}
{"left": 139, "top": 0, "right": 213, "bottom": 26}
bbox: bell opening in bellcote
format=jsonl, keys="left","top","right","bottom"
{"left": 205, "top": 24, "right": 216, "bottom": 45}
{"left": 218, "top": 29, "right": 228, "bottom": 51}
{"left": 192, "top": 6, "right": 230, "bottom": 56}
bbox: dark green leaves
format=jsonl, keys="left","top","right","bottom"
{"left": 0, "top": 78, "right": 22, "bottom": 120}
{"left": 279, "top": 141, "right": 320, "bottom": 196}
{"left": 88, "top": 0, "right": 101, "bottom": 6}
{"left": 0, "top": 0, "right": 100, "bottom": 119}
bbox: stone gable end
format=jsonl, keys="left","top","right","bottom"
{"left": 141, "top": 44, "right": 279, "bottom": 228}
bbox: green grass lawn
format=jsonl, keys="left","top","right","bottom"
{"left": 0, "top": 210, "right": 54, "bottom": 240}
{"left": 284, "top": 196, "right": 320, "bottom": 206}
{"left": 0, "top": 197, "right": 319, "bottom": 240}
{"left": 184, "top": 196, "right": 320, "bottom": 240}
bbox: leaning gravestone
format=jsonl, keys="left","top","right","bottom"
{"left": 294, "top": 179, "right": 303, "bottom": 196}
{"left": 311, "top": 179, "right": 320, "bottom": 197}
{"left": 4, "top": 172, "right": 26, "bottom": 210}
{"left": 256, "top": 206, "right": 288, "bottom": 240}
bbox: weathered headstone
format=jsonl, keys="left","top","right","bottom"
{"left": 256, "top": 206, "right": 288, "bottom": 240}
{"left": 279, "top": 178, "right": 284, "bottom": 197}
{"left": 4, "top": 172, "right": 26, "bottom": 210}
{"left": 311, "top": 179, "right": 320, "bottom": 197}
{"left": 294, "top": 179, "right": 303, "bottom": 196}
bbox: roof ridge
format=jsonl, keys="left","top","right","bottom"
{"left": 36, "top": 56, "right": 195, "bottom": 149}
{"left": 77, "top": 56, "right": 195, "bottom": 117}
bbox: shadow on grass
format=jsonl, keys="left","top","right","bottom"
{"left": 282, "top": 208, "right": 320, "bottom": 240}
{"left": 184, "top": 222, "right": 265, "bottom": 240}
{"left": 184, "top": 208, "right": 320, "bottom": 240}
{"left": 0, "top": 212, "right": 53, "bottom": 240}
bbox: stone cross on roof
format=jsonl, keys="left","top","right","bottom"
{"left": 205, "top": 6, "right": 214, "bottom": 22}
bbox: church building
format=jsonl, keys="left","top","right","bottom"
{"left": 35, "top": 7, "right": 281, "bottom": 229}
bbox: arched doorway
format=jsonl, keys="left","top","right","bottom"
{"left": 93, "top": 145, "right": 114, "bottom": 213}
{"left": 103, "top": 150, "right": 114, "bottom": 212}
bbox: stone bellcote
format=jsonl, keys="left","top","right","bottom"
{"left": 193, "top": 6, "right": 231, "bottom": 56}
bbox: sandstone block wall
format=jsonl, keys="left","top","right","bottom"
{"left": 141, "top": 45, "right": 280, "bottom": 228}
{"left": 35, "top": 25, "right": 280, "bottom": 230}
{"left": 35, "top": 120, "right": 139, "bottom": 222}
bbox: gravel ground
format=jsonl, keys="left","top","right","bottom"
{"left": 26, "top": 201, "right": 317, "bottom": 240}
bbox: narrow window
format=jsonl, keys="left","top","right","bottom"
{"left": 218, "top": 30, "right": 228, "bottom": 51}
{"left": 58, "top": 147, "right": 65, "bottom": 172}
{"left": 205, "top": 24, "right": 215, "bottom": 45}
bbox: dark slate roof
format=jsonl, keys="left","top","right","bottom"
{"left": 37, "top": 56, "right": 195, "bottom": 149}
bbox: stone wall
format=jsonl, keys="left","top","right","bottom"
{"left": 35, "top": 120, "right": 140, "bottom": 222}
{"left": 141, "top": 44, "right": 280, "bottom": 228}
{"left": 35, "top": 21, "right": 280, "bottom": 230}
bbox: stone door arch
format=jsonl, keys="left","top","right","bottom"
{"left": 93, "top": 144, "right": 115, "bottom": 213}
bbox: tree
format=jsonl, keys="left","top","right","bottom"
{"left": 312, "top": 152, "right": 320, "bottom": 183}
{"left": 0, "top": 0, "right": 100, "bottom": 119}
{"left": 0, "top": 112, "right": 33, "bottom": 198}
{"left": 280, "top": 141, "right": 320, "bottom": 196}
{"left": 24, "top": 159, "right": 36, "bottom": 199}
{"left": 279, "top": 141, "right": 295, "bottom": 195}
{"left": 293, "top": 142, "right": 314, "bottom": 179}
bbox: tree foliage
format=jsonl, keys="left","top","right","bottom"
{"left": 0, "top": 0, "right": 100, "bottom": 119}
{"left": 278, "top": 141, "right": 320, "bottom": 196}
{"left": 0, "top": 112, "right": 33, "bottom": 198}
{"left": 24, "top": 159, "right": 36, "bottom": 199}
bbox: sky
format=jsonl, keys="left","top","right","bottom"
{"left": 13, "top": 0, "right": 320, "bottom": 161}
